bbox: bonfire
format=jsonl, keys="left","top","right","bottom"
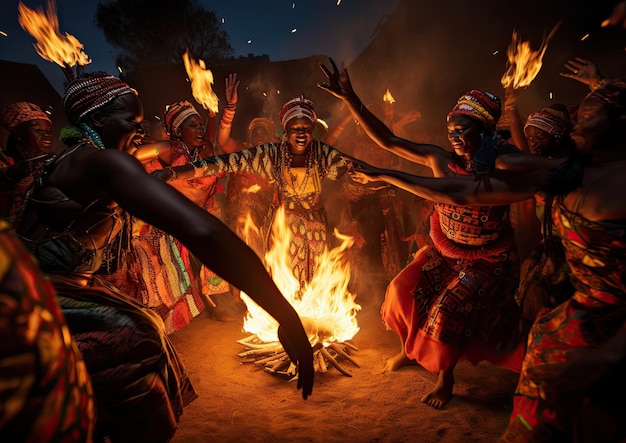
{"left": 238, "top": 206, "right": 361, "bottom": 378}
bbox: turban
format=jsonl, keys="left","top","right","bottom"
{"left": 447, "top": 90, "right": 502, "bottom": 130}
{"left": 0, "top": 102, "right": 51, "bottom": 133}
{"left": 62, "top": 72, "right": 137, "bottom": 124}
{"left": 524, "top": 104, "right": 570, "bottom": 138}
{"left": 248, "top": 118, "right": 277, "bottom": 139}
{"left": 163, "top": 101, "right": 200, "bottom": 136}
{"left": 279, "top": 95, "right": 317, "bottom": 129}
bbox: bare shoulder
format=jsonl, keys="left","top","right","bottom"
{"left": 495, "top": 152, "right": 564, "bottom": 171}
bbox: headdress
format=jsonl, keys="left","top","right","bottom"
{"left": 524, "top": 104, "right": 570, "bottom": 138}
{"left": 447, "top": 90, "right": 502, "bottom": 130}
{"left": 279, "top": 95, "right": 317, "bottom": 129}
{"left": 248, "top": 118, "right": 277, "bottom": 140}
{"left": 62, "top": 72, "right": 137, "bottom": 124}
{"left": 0, "top": 102, "right": 51, "bottom": 133}
{"left": 163, "top": 100, "right": 200, "bottom": 136}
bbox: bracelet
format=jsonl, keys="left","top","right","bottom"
{"left": 589, "top": 76, "right": 608, "bottom": 92}
{"left": 225, "top": 102, "right": 237, "bottom": 110}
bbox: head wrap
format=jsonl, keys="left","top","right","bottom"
{"left": 248, "top": 118, "right": 277, "bottom": 140}
{"left": 0, "top": 102, "right": 51, "bottom": 133}
{"left": 163, "top": 100, "right": 200, "bottom": 136}
{"left": 524, "top": 104, "right": 570, "bottom": 138}
{"left": 62, "top": 72, "right": 137, "bottom": 124}
{"left": 279, "top": 95, "right": 317, "bottom": 130}
{"left": 447, "top": 90, "right": 502, "bottom": 130}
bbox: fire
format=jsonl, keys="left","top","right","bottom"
{"left": 383, "top": 88, "right": 395, "bottom": 104}
{"left": 240, "top": 206, "right": 360, "bottom": 347}
{"left": 501, "top": 24, "right": 559, "bottom": 89}
{"left": 18, "top": 0, "right": 91, "bottom": 68}
{"left": 182, "top": 49, "right": 219, "bottom": 114}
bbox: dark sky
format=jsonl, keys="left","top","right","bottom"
{"left": 0, "top": 0, "right": 400, "bottom": 94}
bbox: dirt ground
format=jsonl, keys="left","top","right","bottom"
{"left": 169, "top": 290, "right": 519, "bottom": 443}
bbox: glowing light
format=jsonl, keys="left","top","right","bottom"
{"left": 337, "top": 0, "right": 342, "bottom": 5}
{"left": 18, "top": 0, "right": 91, "bottom": 68}
{"left": 291, "top": 28, "right": 297, "bottom": 33}
{"left": 182, "top": 49, "right": 219, "bottom": 113}
{"left": 493, "top": 50, "right": 499, "bottom": 55}
{"left": 501, "top": 24, "right": 559, "bottom": 89}
{"left": 241, "top": 206, "right": 360, "bottom": 346}
{"left": 383, "top": 88, "right": 395, "bottom": 104}
{"left": 221, "top": 18, "right": 225, "bottom": 24}
{"left": 581, "top": 33, "right": 590, "bottom": 41}
{"left": 247, "top": 39, "right": 252, "bottom": 44}
{"left": 0, "top": 31, "right": 7, "bottom": 37}
{"left": 117, "top": 66, "right": 123, "bottom": 74}
{"left": 292, "top": 2, "right": 296, "bottom": 8}
{"left": 549, "top": 92, "right": 553, "bottom": 100}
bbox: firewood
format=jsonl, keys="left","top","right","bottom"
{"left": 320, "top": 347, "right": 352, "bottom": 377}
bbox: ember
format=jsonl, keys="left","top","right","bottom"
{"left": 238, "top": 206, "right": 361, "bottom": 377}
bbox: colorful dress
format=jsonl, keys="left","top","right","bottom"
{"left": 0, "top": 218, "right": 95, "bottom": 442}
{"left": 505, "top": 197, "right": 626, "bottom": 441}
{"left": 111, "top": 140, "right": 229, "bottom": 332}
{"left": 381, "top": 161, "right": 525, "bottom": 373}
{"left": 191, "top": 140, "right": 350, "bottom": 291}
{"left": 15, "top": 142, "right": 197, "bottom": 442}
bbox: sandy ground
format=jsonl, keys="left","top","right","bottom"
{"left": 168, "top": 289, "right": 519, "bottom": 443}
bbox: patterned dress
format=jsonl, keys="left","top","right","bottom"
{"left": 191, "top": 140, "right": 350, "bottom": 291}
{"left": 505, "top": 197, "right": 626, "bottom": 441}
{"left": 112, "top": 140, "right": 229, "bottom": 332}
{"left": 381, "top": 161, "right": 525, "bottom": 373}
{"left": 15, "top": 142, "right": 197, "bottom": 442}
{"left": 0, "top": 219, "right": 95, "bottom": 442}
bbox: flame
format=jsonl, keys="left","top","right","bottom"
{"left": 182, "top": 49, "right": 219, "bottom": 113}
{"left": 18, "top": 0, "right": 91, "bottom": 68}
{"left": 240, "top": 206, "right": 360, "bottom": 345}
{"left": 383, "top": 88, "right": 395, "bottom": 104}
{"left": 500, "top": 24, "right": 559, "bottom": 89}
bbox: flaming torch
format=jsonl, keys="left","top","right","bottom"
{"left": 182, "top": 49, "right": 219, "bottom": 114}
{"left": 18, "top": 0, "right": 91, "bottom": 80}
{"left": 238, "top": 206, "right": 361, "bottom": 378}
{"left": 500, "top": 24, "right": 559, "bottom": 90}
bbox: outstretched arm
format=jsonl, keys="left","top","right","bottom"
{"left": 349, "top": 158, "right": 548, "bottom": 206}
{"left": 317, "top": 57, "right": 444, "bottom": 170}
{"left": 88, "top": 149, "right": 314, "bottom": 398}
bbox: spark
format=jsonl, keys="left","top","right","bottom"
{"left": 337, "top": 0, "right": 342, "bottom": 4}
{"left": 221, "top": 18, "right": 225, "bottom": 24}
{"left": 0, "top": 31, "right": 7, "bottom": 37}
{"left": 549, "top": 92, "right": 553, "bottom": 100}
{"left": 291, "top": 28, "right": 297, "bottom": 33}
{"left": 580, "top": 33, "right": 590, "bottom": 41}
{"left": 117, "top": 66, "right": 123, "bottom": 74}
{"left": 247, "top": 39, "right": 252, "bottom": 44}
{"left": 492, "top": 50, "right": 499, "bottom": 55}
{"left": 292, "top": 2, "right": 296, "bottom": 8}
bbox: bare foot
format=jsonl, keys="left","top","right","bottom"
{"left": 421, "top": 370, "right": 454, "bottom": 409}
{"left": 381, "top": 352, "right": 416, "bottom": 373}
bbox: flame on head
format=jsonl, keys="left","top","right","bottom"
{"left": 18, "top": 0, "right": 91, "bottom": 68}
{"left": 383, "top": 88, "right": 395, "bottom": 104}
{"left": 182, "top": 49, "right": 219, "bottom": 114}
{"left": 240, "top": 206, "right": 360, "bottom": 345}
{"left": 500, "top": 23, "right": 559, "bottom": 90}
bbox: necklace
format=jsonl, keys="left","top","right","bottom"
{"left": 79, "top": 123, "right": 106, "bottom": 150}
{"left": 283, "top": 142, "right": 314, "bottom": 197}
{"left": 181, "top": 141, "right": 200, "bottom": 161}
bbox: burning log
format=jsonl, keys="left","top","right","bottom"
{"left": 238, "top": 333, "right": 359, "bottom": 377}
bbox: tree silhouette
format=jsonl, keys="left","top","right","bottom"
{"left": 95, "top": 0, "right": 234, "bottom": 74}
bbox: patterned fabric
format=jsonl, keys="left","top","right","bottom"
{"left": 0, "top": 219, "right": 95, "bottom": 442}
{"left": 506, "top": 198, "right": 626, "bottom": 441}
{"left": 163, "top": 101, "right": 201, "bottom": 137}
{"left": 447, "top": 90, "right": 502, "bottom": 129}
{"left": 0, "top": 101, "right": 50, "bottom": 133}
{"left": 13, "top": 144, "right": 197, "bottom": 439}
{"left": 118, "top": 139, "right": 227, "bottom": 332}
{"left": 381, "top": 161, "right": 525, "bottom": 374}
{"left": 524, "top": 104, "right": 570, "bottom": 138}
{"left": 191, "top": 140, "right": 350, "bottom": 290}
{"left": 62, "top": 72, "right": 137, "bottom": 124}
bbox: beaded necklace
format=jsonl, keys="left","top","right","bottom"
{"left": 79, "top": 123, "right": 106, "bottom": 150}
{"left": 281, "top": 140, "right": 315, "bottom": 198}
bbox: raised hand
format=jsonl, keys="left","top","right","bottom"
{"left": 317, "top": 57, "right": 355, "bottom": 101}
{"left": 224, "top": 73, "right": 240, "bottom": 106}
{"left": 560, "top": 57, "right": 602, "bottom": 88}
{"left": 278, "top": 325, "right": 314, "bottom": 399}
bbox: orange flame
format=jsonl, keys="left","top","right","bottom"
{"left": 383, "top": 88, "right": 395, "bottom": 104}
{"left": 501, "top": 24, "right": 559, "bottom": 89}
{"left": 18, "top": 0, "right": 91, "bottom": 68}
{"left": 182, "top": 50, "right": 219, "bottom": 114}
{"left": 240, "top": 206, "right": 360, "bottom": 345}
